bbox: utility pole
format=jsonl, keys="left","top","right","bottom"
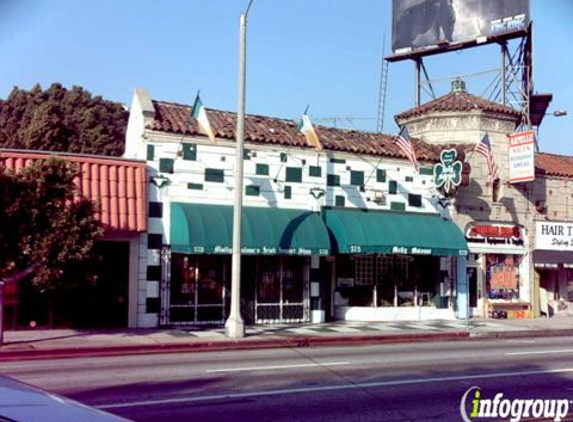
{"left": 225, "top": 0, "right": 254, "bottom": 339}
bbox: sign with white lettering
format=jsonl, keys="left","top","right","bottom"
{"left": 509, "top": 130, "right": 535, "bottom": 183}
{"left": 535, "top": 222, "right": 573, "bottom": 251}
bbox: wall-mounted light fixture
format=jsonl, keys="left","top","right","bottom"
{"left": 150, "top": 174, "right": 170, "bottom": 188}
{"left": 310, "top": 187, "right": 325, "bottom": 199}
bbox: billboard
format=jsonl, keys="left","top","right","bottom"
{"left": 392, "top": 0, "right": 530, "bottom": 55}
{"left": 508, "top": 130, "right": 535, "bottom": 183}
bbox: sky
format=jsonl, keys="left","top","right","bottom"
{"left": 0, "top": 0, "right": 572, "bottom": 155}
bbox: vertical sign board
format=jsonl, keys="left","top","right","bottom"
{"left": 508, "top": 130, "right": 535, "bottom": 183}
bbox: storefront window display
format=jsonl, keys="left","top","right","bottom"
{"left": 485, "top": 254, "right": 520, "bottom": 300}
{"left": 334, "top": 254, "right": 442, "bottom": 307}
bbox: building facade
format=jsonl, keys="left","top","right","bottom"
{"left": 0, "top": 149, "right": 147, "bottom": 328}
{"left": 125, "top": 88, "right": 468, "bottom": 327}
{"left": 396, "top": 80, "right": 573, "bottom": 319}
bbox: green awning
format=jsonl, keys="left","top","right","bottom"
{"left": 171, "top": 203, "right": 330, "bottom": 255}
{"left": 324, "top": 208, "right": 467, "bottom": 257}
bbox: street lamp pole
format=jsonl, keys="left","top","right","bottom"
{"left": 226, "top": 0, "right": 253, "bottom": 338}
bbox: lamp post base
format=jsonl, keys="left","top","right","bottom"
{"left": 225, "top": 316, "right": 246, "bottom": 339}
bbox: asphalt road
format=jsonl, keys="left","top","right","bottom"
{"left": 2, "top": 336, "right": 573, "bottom": 422}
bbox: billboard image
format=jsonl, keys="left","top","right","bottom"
{"left": 392, "top": 0, "right": 530, "bottom": 54}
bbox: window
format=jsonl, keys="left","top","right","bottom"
{"left": 329, "top": 157, "right": 346, "bottom": 164}
{"left": 408, "top": 194, "right": 422, "bottom": 207}
{"left": 182, "top": 143, "right": 197, "bottom": 161}
{"left": 405, "top": 176, "right": 413, "bottom": 182}
{"left": 159, "top": 158, "right": 174, "bottom": 174}
{"left": 284, "top": 185, "right": 292, "bottom": 199}
{"left": 256, "top": 163, "right": 269, "bottom": 176}
{"left": 285, "top": 167, "right": 302, "bottom": 183}
{"left": 280, "top": 152, "right": 288, "bottom": 162}
{"left": 335, "top": 195, "right": 346, "bottom": 207}
{"left": 246, "top": 185, "right": 260, "bottom": 196}
{"left": 244, "top": 149, "right": 252, "bottom": 160}
{"left": 309, "top": 166, "right": 322, "bottom": 177}
{"left": 205, "top": 168, "right": 225, "bottom": 183}
{"left": 389, "top": 180, "right": 398, "bottom": 194}
{"left": 147, "top": 145, "right": 155, "bottom": 161}
{"left": 376, "top": 169, "right": 386, "bottom": 182}
{"left": 350, "top": 171, "right": 364, "bottom": 186}
{"left": 187, "top": 183, "right": 203, "bottom": 190}
{"left": 327, "top": 174, "right": 340, "bottom": 187}
{"left": 390, "top": 202, "right": 406, "bottom": 211}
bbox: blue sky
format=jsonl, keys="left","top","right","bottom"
{"left": 1, "top": 0, "right": 572, "bottom": 154}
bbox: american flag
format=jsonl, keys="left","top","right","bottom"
{"left": 474, "top": 133, "right": 499, "bottom": 181}
{"left": 393, "top": 126, "right": 418, "bottom": 170}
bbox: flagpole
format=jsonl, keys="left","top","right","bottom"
{"left": 226, "top": 0, "right": 253, "bottom": 339}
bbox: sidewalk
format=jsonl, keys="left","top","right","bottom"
{"left": 1, "top": 316, "right": 571, "bottom": 361}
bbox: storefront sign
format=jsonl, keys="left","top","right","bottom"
{"left": 204, "top": 245, "right": 329, "bottom": 256}
{"left": 509, "top": 130, "right": 535, "bottom": 183}
{"left": 433, "top": 149, "right": 463, "bottom": 195}
{"left": 535, "top": 221, "right": 573, "bottom": 251}
{"left": 534, "top": 262, "right": 559, "bottom": 269}
{"left": 468, "top": 224, "right": 521, "bottom": 240}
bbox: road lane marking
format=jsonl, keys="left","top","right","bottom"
{"left": 97, "top": 367, "right": 573, "bottom": 410}
{"left": 506, "top": 340, "right": 536, "bottom": 344}
{"left": 506, "top": 349, "right": 573, "bottom": 356}
{"left": 206, "top": 362, "right": 350, "bottom": 373}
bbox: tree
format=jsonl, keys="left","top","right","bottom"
{"left": 0, "top": 158, "right": 103, "bottom": 342}
{"left": 0, "top": 83, "right": 128, "bottom": 156}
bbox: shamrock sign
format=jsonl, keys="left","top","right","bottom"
{"left": 433, "top": 148, "right": 463, "bottom": 195}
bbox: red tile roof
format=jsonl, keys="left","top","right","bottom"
{"left": 536, "top": 153, "right": 573, "bottom": 178}
{"left": 148, "top": 100, "right": 442, "bottom": 163}
{"left": 395, "top": 91, "right": 522, "bottom": 122}
{"left": 0, "top": 150, "right": 147, "bottom": 233}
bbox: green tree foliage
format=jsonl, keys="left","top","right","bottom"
{"left": 0, "top": 158, "right": 103, "bottom": 292}
{"left": 0, "top": 83, "right": 127, "bottom": 156}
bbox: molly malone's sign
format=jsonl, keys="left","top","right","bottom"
{"left": 535, "top": 221, "right": 573, "bottom": 251}
{"left": 433, "top": 149, "right": 463, "bottom": 195}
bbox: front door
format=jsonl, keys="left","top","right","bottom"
{"left": 169, "top": 255, "right": 226, "bottom": 325}
{"left": 467, "top": 266, "right": 479, "bottom": 315}
{"left": 255, "top": 257, "right": 306, "bottom": 323}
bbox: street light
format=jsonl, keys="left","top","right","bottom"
{"left": 225, "top": 0, "right": 254, "bottom": 339}
{"left": 550, "top": 110, "right": 567, "bottom": 117}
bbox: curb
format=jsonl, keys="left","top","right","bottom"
{"left": 471, "top": 328, "right": 573, "bottom": 339}
{"left": 0, "top": 331, "right": 469, "bottom": 361}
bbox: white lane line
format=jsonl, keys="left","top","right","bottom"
{"left": 506, "top": 339, "right": 536, "bottom": 344}
{"left": 97, "top": 367, "right": 573, "bottom": 410}
{"left": 506, "top": 349, "right": 573, "bottom": 356}
{"left": 206, "top": 362, "right": 350, "bottom": 373}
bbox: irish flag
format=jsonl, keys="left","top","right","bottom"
{"left": 192, "top": 93, "right": 216, "bottom": 143}
{"left": 297, "top": 106, "right": 322, "bottom": 150}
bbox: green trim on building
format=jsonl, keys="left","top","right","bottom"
{"left": 309, "top": 166, "right": 322, "bottom": 177}
{"left": 205, "top": 168, "right": 225, "bottom": 183}
{"left": 182, "top": 143, "right": 197, "bottom": 161}
{"left": 246, "top": 185, "right": 260, "bottom": 196}
{"left": 285, "top": 167, "right": 303, "bottom": 183}
{"left": 256, "top": 163, "right": 269, "bottom": 176}
{"left": 147, "top": 145, "right": 155, "bottom": 161}
{"left": 390, "top": 202, "right": 406, "bottom": 211}
{"left": 327, "top": 174, "right": 340, "bottom": 187}
{"left": 159, "top": 158, "right": 174, "bottom": 174}
{"left": 350, "top": 170, "right": 364, "bottom": 186}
